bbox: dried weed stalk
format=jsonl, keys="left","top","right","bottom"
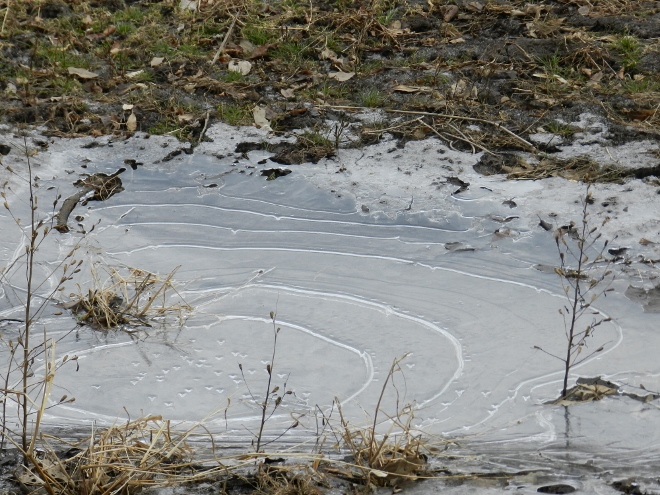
{"left": 239, "top": 311, "right": 297, "bottom": 453}
{"left": 1, "top": 137, "right": 81, "bottom": 461}
{"left": 334, "top": 354, "right": 427, "bottom": 487}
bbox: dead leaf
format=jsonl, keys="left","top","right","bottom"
{"left": 449, "top": 79, "right": 467, "bottom": 97}
{"left": 328, "top": 70, "right": 355, "bottom": 81}
{"left": 466, "top": 2, "right": 483, "bottom": 12}
{"left": 150, "top": 57, "right": 164, "bottom": 67}
{"left": 177, "top": 114, "right": 196, "bottom": 123}
{"left": 180, "top": 0, "right": 197, "bottom": 10}
{"left": 280, "top": 88, "right": 295, "bottom": 98}
{"left": 248, "top": 43, "right": 278, "bottom": 60}
{"left": 122, "top": 104, "right": 134, "bottom": 111}
{"left": 126, "top": 69, "right": 144, "bottom": 79}
{"left": 320, "top": 47, "right": 338, "bottom": 61}
{"left": 86, "top": 25, "right": 116, "bottom": 41}
{"left": 449, "top": 37, "right": 465, "bottom": 44}
{"left": 445, "top": 241, "right": 475, "bottom": 252}
{"left": 126, "top": 112, "right": 137, "bottom": 132}
{"left": 228, "top": 60, "right": 252, "bottom": 75}
{"left": 239, "top": 39, "right": 256, "bottom": 55}
{"left": 443, "top": 4, "right": 459, "bottom": 21}
{"left": 68, "top": 67, "right": 99, "bottom": 79}
{"left": 625, "top": 109, "right": 655, "bottom": 121}
{"left": 412, "top": 128, "right": 426, "bottom": 140}
{"left": 252, "top": 106, "right": 272, "bottom": 132}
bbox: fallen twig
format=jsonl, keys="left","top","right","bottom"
{"left": 320, "top": 104, "right": 537, "bottom": 151}
{"left": 210, "top": 15, "right": 238, "bottom": 66}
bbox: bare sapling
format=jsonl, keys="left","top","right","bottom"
{"left": 535, "top": 186, "right": 616, "bottom": 399}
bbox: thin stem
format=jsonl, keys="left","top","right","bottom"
{"left": 22, "top": 137, "right": 36, "bottom": 459}
{"left": 255, "top": 314, "right": 279, "bottom": 453}
{"left": 561, "top": 187, "right": 590, "bottom": 398}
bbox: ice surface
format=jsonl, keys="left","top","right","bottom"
{"left": 1, "top": 122, "right": 659, "bottom": 475}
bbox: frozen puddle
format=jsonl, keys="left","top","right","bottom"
{"left": 1, "top": 123, "right": 660, "bottom": 475}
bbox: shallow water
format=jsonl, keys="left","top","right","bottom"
{"left": 1, "top": 127, "right": 659, "bottom": 482}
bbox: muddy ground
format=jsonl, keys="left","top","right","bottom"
{"left": 0, "top": 0, "right": 659, "bottom": 166}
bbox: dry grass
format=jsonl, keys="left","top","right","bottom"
{"left": 254, "top": 464, "right": 325, "bottom": 495}
{"left": 16, "top": 415, "right": 230, "bottom": 495}
{"left": 328, "top": 355, "right": 429, "bottom": 488}
{"left": 62, "top": 264, "right": 191, "bottom": 330}
{"left": 502, "top": 156, "right": 631, "bottom": 182}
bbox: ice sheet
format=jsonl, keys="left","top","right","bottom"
{"left": 1, "top": 123, "right": 659, "bottom": 474}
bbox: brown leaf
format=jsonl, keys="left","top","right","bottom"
{"left": 625, "top": 109, "right": 655, "bottom": 121}
{"left": 248, "top": 43, "right": 278, "bottom": 60}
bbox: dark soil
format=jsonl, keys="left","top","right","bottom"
{"left": 0, "top": 0, "right": 658, "bottom": 163}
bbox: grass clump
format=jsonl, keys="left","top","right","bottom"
{"left": 242, "top": 24, "right": 278, "bottom": 46}
{"left": 359, "top": 88, "right": 388, "bottom": 108}
{"left": 218, "top": 102, "right": 252, "bottom": 126}
{"left": 621, "top": 76, "right": 660, "bottom": 94}
{"left": 221, "top": 70, "right": 247, "bottom": 83}
{"left": 611, "top": 34, "right": 643, "bottom": 70}
{"left": 544, "top": 121, "right": 578, "bottom": 137}
{"left": 63, "top": 264, "right": 191, "bottom": 331}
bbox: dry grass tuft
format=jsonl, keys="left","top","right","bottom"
{"left": 15, "top": 415, "right": 226, "bottom": 495}
{"left": 62, "top": 264, "right": 191, "bottom": 330}
{"left": 255, "top": 464, "right": 325, "bottom": 495}
{"left": 329, "top": 355, "right": 428, "bottom": 487}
